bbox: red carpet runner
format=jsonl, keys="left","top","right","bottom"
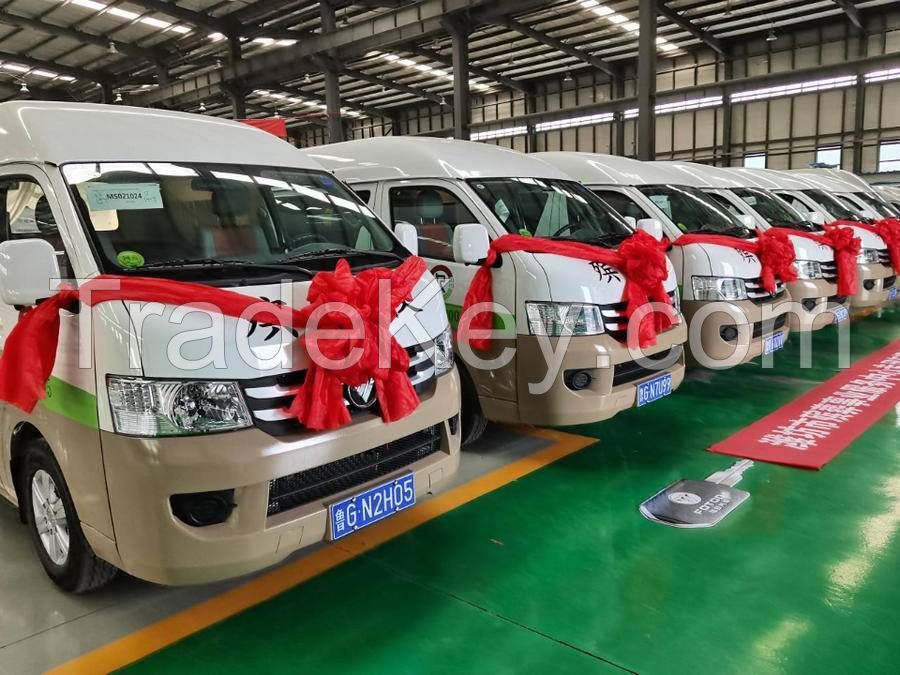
{"left": 710, "top": 341, "right": 900, "bottom": 469}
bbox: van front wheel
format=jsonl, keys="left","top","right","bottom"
{"left": 23, "top": 440, "right": 117, "bottom": 593}
{"left": 458, "top": 364, "right": 488, "bottom": 446}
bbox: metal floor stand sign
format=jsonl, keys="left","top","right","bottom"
{"left": 640, "top": 459, "right": 753, "bottom": 528}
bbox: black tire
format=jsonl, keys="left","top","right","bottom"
{"left": 458, "top": 362, "right": 488, "bottom": 446}
{"left": 22, "top": 439, "right": 118, "bottom": 593}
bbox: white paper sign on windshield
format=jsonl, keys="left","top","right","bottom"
{"left": 84, "top": 183, "right": 163, "bottom": 211}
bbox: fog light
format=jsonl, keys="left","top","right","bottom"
{"left": 801, "top": 299, "right": 817, "bottom": 312}
{"left": 864, "top": 279, "right": 876, "bottom": 291}
{"left": 564, "top": 369, "right": 593, "bottom": 391}
{"left": 170, "top": 489, "right": 235, "bottom": 527}
{"left": 720, "top": 325, "right": 739, "bottom": 342}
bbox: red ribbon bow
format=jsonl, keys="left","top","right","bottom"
{"left": 671, "top": 229, "right": 798, "bottom": 293}
{"left": 844, "top": 217, "right": 900, "bottom": 273}
{"left": 460, "top": 230, "right": 676, "bottom": 351}
{"left": 0, "top": 257, "right": 426, "bottom": 432}
{"left": 766, "top": 226, "right": 861, "bottom": 296}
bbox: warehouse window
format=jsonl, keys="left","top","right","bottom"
{"left": 878, "top": 142, "right": 900, "bottom": 172}
{"left": 815, "top": 146, "right": 842, "bottom": 167}
{"left": 743, "top": 154, "right": 766, "bottom": 169}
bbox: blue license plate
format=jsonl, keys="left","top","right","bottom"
{"left": 889, "top": 287, "right": 898, "bottom": 301}
{"left": 329, "top": 473, "right": 415, "bottom": 540}
{"left": 637, "top": 373, "right": 673, "bottom": 407}
{"left": 764, "top": 331, "right": 786, "bottom": 355}
{"left": 832, "top": 306, "right": 849, "bottom": 323}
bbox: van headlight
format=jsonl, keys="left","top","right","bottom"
{"left": 858, "top": 248, "right": 880, "bottom": 264}
{"left": 107, "top": 377, "right": 252, "bottom": 436}
{"left": 433, "top": 326, "right": 454, "bottom": 376}
{"left": 525, "top": 302, "right": 604, "bottom": 336}
{"left": 794, "top": 260, "right": 823, "bottom": 279}
{"left": 691, "top": 276, "right": 748, "bottom": 301}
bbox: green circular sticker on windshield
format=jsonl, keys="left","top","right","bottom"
{"left": 116, "top": 250, "right": 145, "bottom": 268}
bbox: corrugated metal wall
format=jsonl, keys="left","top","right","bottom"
{"left": 295, "top": 10, "right": 900, "bottom": 175}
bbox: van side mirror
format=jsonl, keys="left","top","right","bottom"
{"left": 0, "top": 239, "right": 60, "bottom": 306}
{"left": 393, "top": 221, "right": 419, "bottom": 256}
{"left": 738, "top": 214, "right": 755, "bottom": 228}
{"left": 860, "top": 208, "right": 878, "bottom": 220}
{"left": 808, "top": 211, "right": 826, "bottom": 225}
{"left": 453, "top": 223, "right": 490, "bottom": 264}
{"left": 623, "top": 216, "right": 637, "bottom": 228}
{"left": 635, "top": 218, "right": 663, "bottom": 240}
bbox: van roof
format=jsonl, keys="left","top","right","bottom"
{"left": 0, "top": 101, "right": 317, "bottom": 168}
{"left": 653, "top": 161, "right": 746, "bottom": 189}
{"left": 726, "top": 167, "right": 813, "bottom": 190}
{"left": 789, "top": 168, "right": 870, "bottom": 193}
{"left": 299, "top": 137, "right": 566, "bottom": 182}
{"left": 783, "top": 169, "right": 859, "bottom": 193}
{"left": 535, "top": 152, "right": 679, "bottom": 186}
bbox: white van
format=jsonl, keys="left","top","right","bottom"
{"left": 536, "top": 152, "right": 791, "bottom": 365}
{"left": 302, "top": 138, "right": 687, "bottom": 443}
{"left": 791, "top": 168, "right": 900, "bottom": 219}
{"left": 743, "top": 168, "right": 896, "bottom": 307}
{"left": 875, "top": 184, "right": 900, "bottom": 211}
{"left": 656, "top": 161, "right": 850, "bottom": 331}
{"left": 0, "top": 102, "right": 460, "bottom": 591}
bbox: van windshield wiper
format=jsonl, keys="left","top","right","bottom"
{"left": 691, "top": 226, "right": 752, "bottom": 238}
{"left": 131, "top": 257, "right": 315, "bottom": 277}
{"left": 278, "top": 247, "right": 405, "bottom": 264}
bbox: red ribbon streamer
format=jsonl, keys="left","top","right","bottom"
{"left": 460, "top": 230, "right": 676, "bottom": 351}
{"left": 671, "top": 229, "right": 798, "bottom": 293}
{"left": 766, "top": 226, "right": 860, "bottom": 296}
{"left": 0, "top": 257, "right": 426, "bottom": 432}
{"left": 839, "top": 218, "right": 900, "bottom": 273}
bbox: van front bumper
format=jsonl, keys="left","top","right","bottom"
{"left": 99, "top": 370, "right": 461, "bottom": 586}
{"left": 784, "top": 278, "right": 849, "bottom": 331}
{"left": 851, "top": 263, "right": 896, "bottom": 308}
{"left": 681, "top": 297, "right": 791, "bottom": 367}
{"left": 479, "top": 321, "right": 687, "bottom": 427}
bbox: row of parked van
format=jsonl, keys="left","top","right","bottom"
{"left": 304, "top": 139, "right": 898, "bottom": 443}
{"left": 0, "top": 102, "right": 895, "bottom": 593}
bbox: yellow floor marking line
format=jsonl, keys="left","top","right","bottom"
{"left": 48, "top": 426, "right": 595, "bottom": 675}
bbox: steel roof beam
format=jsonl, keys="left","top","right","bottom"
{"left": 320, "top": 56, "right": 444, "bottom": 104}
{"left": 833, "top": 0, "right": 864, "bottom": 31}
{"left": 0, "top": 10, "right": 169, "bottom": 70}
{"left": 488, "top": 15, "right": 617, "bottom": 78}
{"left": 123, "top": 0, "right": 305, "bottom": 41}
{"left": 405, "top": 44, "right": 528, "bottom": 92}
{"left": 0, "top": 50, "right": 112, "bottom": 85}
{"left": 657, "top": 1, "right": 725, "bottom": 55}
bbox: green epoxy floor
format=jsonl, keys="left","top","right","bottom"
{"left": 123, "top": 308, "right": 900, "bottom": 675}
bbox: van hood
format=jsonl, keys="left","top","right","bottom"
{"left": 788, "top": 234, "right": 834, "bottom": 262}
{"left": 123, "top": 271, "right": 447, "bottom": 380}
{"left": 532, "top": 252, "right": 678, "bottom": 304}
{"left": 845, "top": 224, "right": 887, "bottom": 249}
{"left": 677, "top": 241, "right": 763, "bottom": 278}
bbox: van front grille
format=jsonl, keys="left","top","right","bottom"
{"left": 751, "top": 313, "right": 787, "bottom": 339}
{"left": 602, "top": 290, "right": 678, "bottom": 343}
{"left": 241, "top": 342, "right": 436, "bottom": 437}
{"left": 746, "top": 278, "right": 787, "bottom": 305}
{"left": 266, "top": 424, "right": 442, "bottom": 516}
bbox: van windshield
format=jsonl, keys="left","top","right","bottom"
{"left": 62, "top": 162, "right": 402, "bottom": 278}
{"left": 467, "top": 177, "right": 631, "bottom": 245}
{"left": 800, "top": 189, "right": 865, "bottom": 221}
{"left": 854, "top": 190, "right": 900, "bottom": 218}
{"left": 731, "top": 187, "right": 820, "bottom": 231}
{"left": 637, "top": 184, "right": 752, "bottom": 237}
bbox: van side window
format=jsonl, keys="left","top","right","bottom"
{"left": 593, "top": 190, "right": 650, "bottom": 221}
{"left": 389, "top": 186, "right": 476, "bottom": 260}
{"left": 0, "top": 178, "right": 72, "bottom": 279}
{"left": 352, "top": 189, "right": 371, "bottom": 204}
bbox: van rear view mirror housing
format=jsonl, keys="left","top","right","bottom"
{"left": 808, "top": 211, "right": 827, "bottom": 225}
{"left": 453, "top": 223, "right": 490, "bottom": 264}
{"left": 636, "top": 218, "right": 664, "bottom": 240}
{"left": 738, "top": 214, "right": 755, "bottom": 228}
{"left": 394, "top": 221, "right": 419, "bottom": 256}
{"left": 0, "top": 239, "right": 60, "bottom": 306}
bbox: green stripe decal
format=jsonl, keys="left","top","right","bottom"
{"left": 42, "top": 376, "right": 99, "bottom": 429}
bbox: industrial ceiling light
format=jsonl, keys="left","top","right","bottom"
{"left": 199, "top": 101, "right": 207, "bottom": 112}
{"left": 19, "top": 81, "right": 28, "bottom": 93}
{"left": 564, "top": 72, "right": 573, "bottom": 83}
{"left": 108, "top": 41, "right": 118, "bottom": 54}
{"left": 439, "top": 95, "right": 447, "bottom": 106}
{"left": 304, "top": 73, "right": 312, "bottom": 84}
{"left": 766, "top": 25, "right": 778, "bottom": 42}
{"left": 114, "top": 91, "right": 123, "bottom": 103}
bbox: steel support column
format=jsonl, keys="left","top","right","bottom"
{"left": 637, "top": 0, "right": 657, "bottom": 160}
{"left": 720, "top": 56, "right": 733, "bottom": 166}
{"left": 445, "top": 17, "right": 471, "bottom": 140}
{"left": 613, "top": 69, "right": 626, "bottom": 155}
{"left": 321, "top": 1, "right": 344, "bottom": 143}
{"left": 852, "top": 32, "right": 867, "bottom": 173}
